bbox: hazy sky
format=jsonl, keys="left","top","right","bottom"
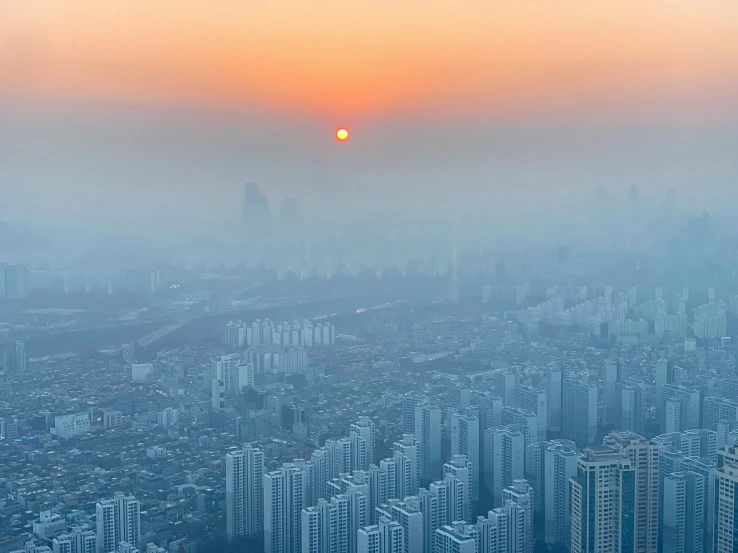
{"left": 1, "top": 1, "right": 737, "bottom": 235}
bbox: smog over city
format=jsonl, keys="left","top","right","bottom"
{"left": 1, "top": 2, "right": 737, "bottom": 553}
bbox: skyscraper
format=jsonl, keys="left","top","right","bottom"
{"left": 662, "top": 471, "right": 704, "bottom": 553}
{"left": 602, "top": 432, "right": 659, "bottom": 553}
{"left": 96, "top": 493, "right": 140, "bottom": 553}
{"left": 264, "top": 464, "right": 306, "bottom": 553}
{"left": 226, "top": 444, "right": 264, "bottom": 541}
{"left": 351, "top": 417, "right": 377, "bottom": 470}
{"left": 301, "top": 499, "right": 337, "bottom": 553}
{"left": 602, "top": 361, "right": 619, "bottom": 426}
{"left": 715, "top": 444, "right": 738, "bottom": 553}
{"left": 484, "top": 427, "right": 525, "bottom": 507}
{"left": 358, "top": 517, "right": 404, "bottom": 553}
{"left": 435, "top": 523, "right": 477, "bottom": 553}
{"left": 415, "top": 403, "right": 442, "bottom": 483}
{"left": 546, "top": 368, "right": 563, "bottom": 433}
{"left": 512, "top": 387, "right": 547, "bottom": 442}
{"left": 393, "top": 435, "right": 420, "bottom": 498}
{"left": 502, "top": 480, "right": 533, "bottom": 553}
{"left": 444, "top": 455, "right": 473, "bottom": 524}
{"left": 523, "top": 439, "right": 578, "bottom": 547}
{"left": 390, "top": 498, "right": 424, "bottom": 553}
{"left": 450, "top": 410, "right": 480, "bottom": 502}
{"left": 659, "top": 384, "right": 700, "bottom": 433}
{"left": 562, "top": 379, "right": 597, "bottom": 447}
{"left": 570, "top": 446, "right": 635, "bottom": 553}
{"left": 242, "top": 182, "right": 272, "bottom": 240}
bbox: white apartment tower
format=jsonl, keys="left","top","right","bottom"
{"left": 96, "top": 493, "right": 140, "bottom": 553}
{"left": 414, "top": 403, "right": 442, "bottom": 482}
{"left": 444, "top": 455, "right": 473, "bottom": 524}
{"left": 450, "top": 409, "right": 480, "bottom": 502}
{"left": 264, "top": 463, "right": 306, "bottom": 553}
{"left": 715, "top": 444, "right": 738, "bottom": 553}
{"left": 484, "top": 427, "right": 525, "bottom": 507}
{"left": 226, "top": 444, "right": 264, "bottom": 541}
{"left": 562, "top": 379, "right": 597, "bottom": 447}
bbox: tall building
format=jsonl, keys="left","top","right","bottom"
{"left": 358, "top": 517, "right": 404, "bottom": 553}
{"left": 4, "top": 265, "right": 29, "bottom": 299}
{"left": 512, "top": 387, "right": 547, "bottom": 442}
{"left": 662, "top": 471, "right": 705, "bottom": 553}
{"left": 450, "top": 410, "right": 480, "bottom": 502}
{"left": 484, "top": 427, "right": 525, "bottom": 507}
{"left": 562, "top": 379, "right": 597, "bottom": 447}
{"left": 524, "top": 439, "right": 578, "bottom": 547}
{"left": 393, "top": 435, "right": 420, "bottom": 498}
{"left": 660, "top": 384, "right": 700, "bottom": 433}
{"left": 602, "top": 432, "right": 659, "bottom": 553}
{"left": 493, "top": 371, "right": 516, "bottom": 405}
{"left": 264, "top": 464, "right": 306, "bottom": 553}
{"left": 470, "top": 392, "right": 503, "bottom": 432}
{"left": 96, "top": 493, "right": 140, "bottom": 553}
{"left": 216, "top": 354, "right": 253, "bottom": 394}
{"left": 416, "top": 489, "right": 439, "bottom": 553}
{"left": 226, "top": 444, "right": 264, "bottom": 541}
{"left": 476, "top": 508, "right": 509, "bottom": 553}
{"left": 415, "top": 403, "right": 442, "bottom": 483}
{"left": 402, "top": 394, "right": 420, "bottom": 435}
{"left": 444, "top": 455, "right": 473, "bottom": 524}
{"left": 390, "top": 499, "right": 423, "bottom": 553}
{"left": 616, "top": 380, "right": 647, "bottom": 436}
{"left": 703, "top": 396, "right": 738, "bottom": 431}
{"left": 351, "top": 417, "right": 377, "bottom": 470}
{"left": 53, "top": 527, "right": 96, "bottom": 553}
{"left": 347, "top": 488, "right": 369, "bottom": 553}
{"left": 211, "top": 379, "right": 225, "bottom": 411}
{"left": 242, "top": 182, "right": 272, "bottom": 239}
{"left": 602, "top": 361, "right": 619, "bottom": 426}
{"left": 546, "top": 368, "right": 563, "bottom": 433}
{"left": 435, "top": 523, "right": 477, "bottom": 553}
{"left": 715, "top": 444, "right": 738, "bottom": 553}
{"left": 570, "top": 446, "right": 635, "bottom": 553}
{"left": 502, "top": 480, "right": 533, "bottom": 553}
{"left": 501, "top": 407, "right": 537, "bottom": 448}
{"left": 301, "top": 499, "right": 337, "bottom": 553}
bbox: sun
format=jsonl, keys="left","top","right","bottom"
{"left": 336, "top": 128, "right": 349, "bottom": 141}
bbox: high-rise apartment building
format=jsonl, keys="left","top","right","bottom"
{"left": 513, "top": 387, "right": 547, "bottom": 442}
{"left": 450, "top": 410, "right": 480, "bottom": 502}
{"left": 96, "top": 493, "right": 140, "bottom": 553}
{"left": 264, "top": 464, "right": 306, "bottom": 553}
{"left": 502, "top": 480, "right": 533, "bottom": 553}
{"left": 393, "top": 435, "right": 419, "bottom": 499}
{"left": 484, "top": 427, "right": 525, "bottom": 507}
{"left": 351, "top": 417, "right": 377, "bottom": 470}
{"left": 443, "top": 455, "right": 473, "bottom": 524}
{"left": 659, "top": 384, "right": 700, "bottom": 433}
{"left": 570, "top": 446, "right": 635, "bottom": 553}
{"left": 358, "top": 517, "right": 405, "bottom": 553}
{"left": 546, "top": 368, "right": 563, "bottom": 434}
{"left": 662, "top": 471, "right": 705, "bottom": 553}
{"left": 226, "top": 444, "right": 264, "bottom": 541}
{"left": 435, "top": 522, "right": 477, "bottom": 553}
{"left": 715, "top": 444, "right": 738, "bottom": 553}
{"left": 602, "top": 432, "right": 659, "bottom": 553}
{"left": 562, "top": 379, "right": 597, "bottom": 447}
{"left": 414, "top": 403, "right": 442, "bottom": 483}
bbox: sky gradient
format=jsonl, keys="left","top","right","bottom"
{"left": 1, "top": 1, "right": 737, "bottom": 235}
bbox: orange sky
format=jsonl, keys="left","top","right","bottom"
{"left": 2, "top": 0, "right": 738, "bottom": 119}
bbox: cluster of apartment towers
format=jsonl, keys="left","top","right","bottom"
{"left": 225, "top": 365, "right": 738, "bottom": 553}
